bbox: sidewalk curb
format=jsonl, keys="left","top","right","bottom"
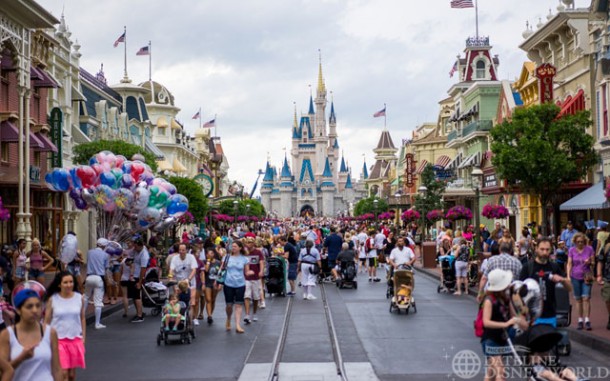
{"left": 416, "top": 265, "right": 610, "bottom": 353}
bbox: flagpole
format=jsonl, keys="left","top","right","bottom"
{"left": 384, "top": 103, "right": 387, "bottom": 129}
{"left": 199, "top": 107, "right": 202, "bottom": 129}
{"left": 214, "top": 114, "right": 217, "bottom": 138}
{"left": 148, "top": 40, "right": 152, "bottom": 81}
{"left": 475, "top": 0, "right": 479, "bottom": 38}
{"left": 123, "top": 26, "right": 127, "bottom": 80}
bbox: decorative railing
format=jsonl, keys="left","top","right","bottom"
{"left": 466, "top": 36, "right": 490, "bottom": 48}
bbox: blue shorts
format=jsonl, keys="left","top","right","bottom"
{"left": 288, "top": 263, "right": 298, "bottom": 281}
{"left": 570, "top": 278, "right": 592, "bottom": 300}
{"left": 29, "top": 269, "right": 44, "bottom": 279}
{"left": 481, "top": 339, "right": 512, "bottom": 357}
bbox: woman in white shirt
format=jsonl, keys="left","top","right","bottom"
{"left": 44, "top": 272, "right": 86, "bottom": 380}
{"left": 0, "top": 289, "right": 60, "bottom": 381}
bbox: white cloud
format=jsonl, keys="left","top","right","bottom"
{"left": 36, "top": 0, "right": 586, "bottom": 194}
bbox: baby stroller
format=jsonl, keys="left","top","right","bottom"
{"left": 389, "top": 266, "right": 416, "bottom": 314}
{"left": 317, "top": 255, "right": 334, "bottom": 284}
{"left": 266, "top": 256, "right": 286, "bottom": 297}
{"left": 142, "top": 273, "right": 168, "bottom": 317}
{"left": 156, "top": 301, "right": 192, "bottom": 346}
{"left": 554, "top": 283, "right": 572, "bottom": 356}
{"left": 336, "top": 261, "right": 357, "bottom": 289}
{"left": 437, "top": 256, "right": 456, "bottom": 293}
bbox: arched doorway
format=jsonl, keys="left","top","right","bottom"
{"left": 300, "top": 204, "right": 315, "bottom": 218}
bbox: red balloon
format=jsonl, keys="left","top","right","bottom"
{"left": 76, "top": 166, "right": 98, "bottom": 189}
{"left": 91, "top": 163, "right": 104, "bottom": 176}
{"left": 130, "top": 162, "right": 145, "bottom": 182}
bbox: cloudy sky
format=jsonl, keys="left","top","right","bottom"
{"left": 38, "top": 0, "right": 586, "bottom": 194}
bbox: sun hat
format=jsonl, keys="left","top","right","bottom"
{"left": 486, "top": 269, "right": 513, "bottom": 292}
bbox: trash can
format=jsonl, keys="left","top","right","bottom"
{"left": 422, "top": 241, "right": 437, "bottom": 269}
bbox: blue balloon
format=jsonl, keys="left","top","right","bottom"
{"left": 121, "top": 174, "right": 134, "bottom": 189}
{"left": 89, "top": 156, "right": 99, "bottom": 166}
{"left": 44, "top": 172, "right": 56, "bottom": 191}
{"left": 100, "top": 172, "right": 116, "bottom": 188}
{"left": 52, "top": 168, "right": 70, "bottom": 192}
{"left": 166, "top": 194, "right": 189, "bottom": 217}
{"left": 69, "top": 167, "right": 82, "bottom": 189}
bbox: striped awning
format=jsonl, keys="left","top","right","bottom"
{"left": 435, "top": 155, "right": 451, "bottom": 168}
{"left": 415, "top": 159, "right": 428, "bottom": 174}
{"left": 459, "top": 152, "right": 482, "bottom": 169}
{"left": 34, "top": 132, "right": 58, "bottom": 152}
{"left": 156, "top": 160, "right": 173, "bottom": 172}
{"left": 173, "top": 158, "right": 187, "bottom": 173}
{"left": 145, "top": 137, "right": 165, "bottom": 159}
{"left": 445, "top": 153, "right": 462, "bottom": 170}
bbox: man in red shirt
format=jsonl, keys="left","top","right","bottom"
{"left": 243, "top": 237, "right": 265, "bottom": 324}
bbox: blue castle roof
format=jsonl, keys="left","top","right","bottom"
{"left": 299, "top": 159, "right": 315, "bottom": 183}
{"left": 280, "top": 156, "right": 292, "bottom": 178}
{"left": 322, "top": 158, "right": 333, "bottom": 179}
{"left": 362, "top": 161, "right": 369, "bottom": 179}
{"left": 308, "top": 95, "right": 315, "bottom": 115}
{"left": 329, "top": 101, "right": 336, "bottom": 124}
{"left": 339, "top": 157, "right": 348, "bottom": 173}
{"left": 345, "top": 174, "right": 353, "bottom": 189}
{"left": 333, "top": 138, "right": 339, "bottom": 149}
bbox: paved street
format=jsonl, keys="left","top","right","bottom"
{"left": 81, "top": 268, "right": 610, "bottom": 381}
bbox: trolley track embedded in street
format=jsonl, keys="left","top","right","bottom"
{"left": 268, "top": 283, "right": 347, "bottom": 381}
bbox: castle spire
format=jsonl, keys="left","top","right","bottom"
{"left": 362, "top": 160, "right": 369, "bottom": 179}
{"left": 317, "top": 49, "right": 326, "bottom": 94}
{"left": 329, "top": 99, "right": 336, "bottom": 124}
{"left": 293, "top": 102, "right": 298, "bottom": 128}
{"left": 322, "top": 157, "right": 333, "bottom": 178}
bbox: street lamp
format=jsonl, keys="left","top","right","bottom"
{"left": 417, "top": 185, "right": 427, "bottom": 242}
{"left": 471, "top": 167, "right": 484, "bottom": 253}
{"left": 233, "top": 199, "right": 239, "bottom": 226}
{"left": 373, "top": 199, "right": 379, "bottom": 225}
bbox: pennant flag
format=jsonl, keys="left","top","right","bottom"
{"left": 192, "top": 111, "right": 200, "bottom": 119}
{"left": 449, "top": 61, "right": 458, "bottom": 78}
{"left": 373, "top": 108, "right": 386, "bottom": 118}
{"left": 113, "top": 32, "right": 125, "bottom": 48}
{"left": 450, "top": 0, "right": 474, "bottom": 8}
{"left": 203, "top": 118, "right": 216, "bottom": 128}
{"left": 136, "top": 46, "right": 150, "bottom": 56}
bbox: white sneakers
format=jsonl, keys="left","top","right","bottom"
{"left": 95, "top": 323, "right": 106, "bottom": 329}
{"left": 193, "top": 319, "right": 200, "bottom": 326}
{"left": 307, "top": 294, "right": 317, "bottom": 300}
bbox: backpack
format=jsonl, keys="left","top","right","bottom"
{"left": 365, "top": 238, "right": 374, "bottom": 253}
{"left": 474, "top": 295, "right": 495, "bottom": 337}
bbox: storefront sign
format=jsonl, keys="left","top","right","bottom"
{"left": 535, "top": 63, "right": 556, "bottom": 104}
{"left": 483, "top": 173, "right": 498, "bottom": 189}
{"left": 432, "top": 165, "right": 454, "bottom": 180}
{"left": 49, "top": 107, "right": 62, "bottom": 168}
{"left": 30, "top": 165, "right": 40, "bottom": 183}
{"left": 405, "top": 153, "right": 415, "bottom": 187}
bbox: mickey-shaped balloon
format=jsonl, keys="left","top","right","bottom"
{"left": 166, "top": 194, "right": 189, "bottom": 218}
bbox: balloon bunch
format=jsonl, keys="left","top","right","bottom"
{"left": 45, "top": 151, "right": 189, "bottom": 243}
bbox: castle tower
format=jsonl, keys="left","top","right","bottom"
{"left": 338, "top": 155, "right": 348, "bottom": 191}
{"left": 320, "top": 157, "right": 335, "bottom": 216}
{"left": 260, "top": 161, "right": 274, "bottom": 212}
{"left": 279, "top": 156, "right": 293, "bottom": 217}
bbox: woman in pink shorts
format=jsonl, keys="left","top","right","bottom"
{"left": 44, "top": 271, "right": 86, "bottom": 380}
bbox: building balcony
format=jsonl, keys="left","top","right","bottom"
{"left": 447, "top": 120, "right": 493, "bottom": 144}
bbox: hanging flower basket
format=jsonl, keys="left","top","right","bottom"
{"left": 426, "top": 209, "right": 444, "bottom": 224}
{"left": 401, "top": 209, "right": 421, "bottom": 223}
{"left": 378, "top": 211, "right": 395, "bottom": 220}
{"left": 481, "top": 204, "right": 510, "bottom": 219}
{"left": 445, "top": 205, "right": 473, "bottom": 221}
{"left": 176, "top": 211, "right": 195, "bottom": 225}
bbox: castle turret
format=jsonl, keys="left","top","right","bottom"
{"left": 338, "top": 155, "right": 348, "bottom": 191}
{"left": 279, "top": 156, "right": 293, "bottom": 217}
{"left": 320, "top": 157, "right": 335, "bottom": 216}
{"left": 260, "top": 161, "right": 274, "bottom": 211}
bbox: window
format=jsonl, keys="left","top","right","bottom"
{"left": 1, "top": 142, "right": 8, "bottom": 162}
{"left": 34, "top": 151, "right": 41, "bottom": 167}
{"left": 475, "top": 60, "right": 486, "bottom": 79}
{"left": 158, "top": 127, "right": 166, "bottom": 136}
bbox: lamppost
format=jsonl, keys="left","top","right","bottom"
{"left": 394, "top": 191, "right": 402, "bottom": 228}
{"left": 233, "top": 199, "right": 239, "bottom": 227}
{"left": 373, "top": 199, "right": 379, "bottom": 226}
{"left": 418, "top": 185, "right": 427, "bottom": 242}
{"left": 471, "top": 167, "right": 483, "bottom": 254}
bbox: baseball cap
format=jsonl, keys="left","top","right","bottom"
{"left": 96, "top": 238, "right": 109, "bottom": 247}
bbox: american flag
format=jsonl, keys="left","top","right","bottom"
{"left": 192, "top": 111, "right": 200, "bottom": 119}
{"left": 449, "top": 61, "right": 458, "bottom": 78}
{"left": 113, "top": 32, "right": 125, "bottom": 48}
{"left": 373, "top": 107, "right": 386, "bottom": 118}
{"left": 203, "top": 118, "right": 216, "bottom": 128}
{"left": 136, "top": 46, "right": 149, "bottom": 56}
{"left": 450, "top": 0, "right": 474, "bottom": 8}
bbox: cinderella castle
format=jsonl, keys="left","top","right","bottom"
{"left": 260, "top": 60, "right": 366, "bottom": 217}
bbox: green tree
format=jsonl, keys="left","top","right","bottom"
{"left": 72, "top": 140, "right": 158, "bottom": 172}
{"left": 490, "top": 103, "right": 598, "bottom": 234}
{"left": 166, "top": 176, "right": 208, "bottom": 223}
{"left": 217, "top": 199, "right": 265, "bottom": 217}
{"left": 413, "top": 164, "right": 446, "bottom": 230}
{"left": 353, "top": 196, "right": 388, "bottom": 217}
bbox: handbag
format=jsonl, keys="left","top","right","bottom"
{"left": 215, "top": 254, "right": 231, "bottom": 285}
{"left": 584, "top": 268, "right": 595, "bottom": 285}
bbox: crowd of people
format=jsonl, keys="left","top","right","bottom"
{"left": 0, "top": 215, "right": 608, "bottom": 380}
